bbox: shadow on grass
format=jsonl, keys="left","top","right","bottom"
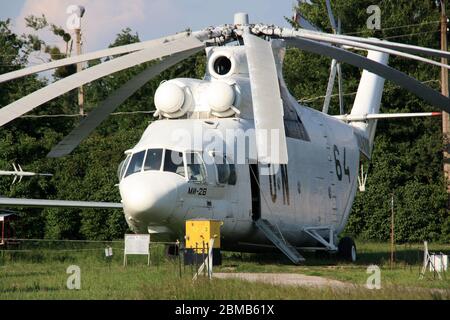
{"left": 0, "top": 285, "right": 61, "bottom": 294}
{"left": 0, "top": 271, "right": 52, "bottom": 279}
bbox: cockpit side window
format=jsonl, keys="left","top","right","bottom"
{"left": 214, "top": 155, "right": 236, "bottom": 185}
{"left": 228, "top": 162, "right": 237, "bottom": 186}
{"left": 144, "top": 149, "right": 163, "bottom": 171}
{"left": 118, "top": 154, "right": 131, "bottom": 181}
{"left": 214, "top": 154, "right": 236, "bottom": 185}
{"left": 164, "top": 150, "right": 185, "bottom": 177}
{"left": 125, "top": 150, "right": 146, "bottom": 178}
{"left": 186, "top": 152, "right": 207, "bottom": 183}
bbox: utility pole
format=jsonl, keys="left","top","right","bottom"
{"left": 73, "top": 6, "right": 86, "bottom": 116}
{"left": 390, "top": 194, "right": 395, "bottom": 268}
{"left": 440, "top": 0, "right": 450, "bottom": 204}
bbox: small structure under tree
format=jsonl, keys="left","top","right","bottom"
{"left": 0, "top": 210, "right": 18, "bottom": 246}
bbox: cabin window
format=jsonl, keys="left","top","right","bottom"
{"left": 118, "top": 154, "right": 131, "bottom": 181}
{"left": 186, "top": 152, "right": 207, "bottom": 183}
{"left": 125, "top": 150, "right": 146, "bottom": 178}
{"left": 164, "top": 150, "right": 185, "bottom": 177}
{"left": 144, "top": 149, "right": 163, "bottom": 171}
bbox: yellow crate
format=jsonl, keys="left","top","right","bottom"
{"left": 185, "top": 219, "right": 222, "bottom": 251}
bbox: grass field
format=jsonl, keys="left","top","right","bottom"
{"left": 0, "top": 241, "right": 449, "bottom": 300}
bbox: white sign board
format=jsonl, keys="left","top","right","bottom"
{"left": 125, "top": 234, "right": 150, "bottom": 255}
{"left": 124, "top": 234, "right": 150, "bottom": 266}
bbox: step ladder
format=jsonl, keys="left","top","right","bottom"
{"left": 255, "top": 219, "right": 305, "bottom": 265}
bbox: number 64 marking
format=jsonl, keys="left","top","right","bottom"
{"left": 333, "top": 145, "right": 351, "bottom": 183}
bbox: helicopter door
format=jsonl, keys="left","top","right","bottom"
{"left": 249, "top": 164, "right": 261, "bottom": 221}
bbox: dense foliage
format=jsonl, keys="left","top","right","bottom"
{"left": 0, "top": 0, "right": 448, "bottom": 242}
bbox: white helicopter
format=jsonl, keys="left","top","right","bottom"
{"left": 0, "top": 11, "right": 448, "bottom": 264}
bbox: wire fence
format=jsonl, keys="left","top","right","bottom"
{"left": 0, "top": 237, "right": 210, "bottom": 282}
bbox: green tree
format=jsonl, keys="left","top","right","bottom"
{"left": 287, "top": 0, "right": 447, "bottom": 242}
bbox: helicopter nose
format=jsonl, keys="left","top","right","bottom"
{"left": 119, "top": 171, "right": 179, "bottom": 224}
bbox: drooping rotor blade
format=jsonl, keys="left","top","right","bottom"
{"left": 47, "top": 50, "right": 197, "bottom": 158}
{"left": 244, "top": 33, "right": 288, "bottom": 165}
{"left": 0, "top": 36, "right": 204, "bottom": 127}
{"left": 280, "top": 29, "right": 450, "bottom": 70}
{"left": 322, "top": 59, "right": 337, "bottom": 114}
{"left": 285, "top": 37, "right": 450, "bottom": 113}
{"left": 0, "top": 33, "right": 193, "bottom": 84}
{"left": 296, "top": 14, "right": 321, "bottom": 32}
{"left": 325, "top": 0, "right": 337, "bottom": 31}
{"left": 337, "top": 62, "right": 345, "bottom": 115}
{"left": 336, "top": 18, "right": 345, "bottom": 115}
{"left": 322, "top": 1, "right": 339, "bottom": 115}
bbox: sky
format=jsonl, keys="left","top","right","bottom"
{"left": 0, "top": 0, "right": 295, "bottom": 52}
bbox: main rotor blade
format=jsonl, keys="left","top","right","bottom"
{"left": 286, "top": 37, "right": 450, "bottom": 113}
{"left": 280, "top": 29, "right": 450, "bottom": 70}
{"left": 324, "top": 32, "right": 450, "bottom": 60}
{"left": 0, "top": 33, "right": 194, "bottom": 84}
{"left": 244, "top": 34, "right": 288, "bottom": 165}
{"left": 47, "top": 50, "right": 197, "bottom": 158}
{"left": 0, "top": 36, "right": 204, "bottom": 127}
{"left": 0, "top": 197, "right": 122, "bottom": 209}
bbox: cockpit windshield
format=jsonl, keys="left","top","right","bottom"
{"left": 119, "top": 149, "right": 209, "bottom": 182}
{"left": 144, "top": 149, "right": 163, "bottom": 171}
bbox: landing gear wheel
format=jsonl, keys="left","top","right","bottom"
{"left": 338, "top": 237, "right": 357, "bottom": 262}
{"left": 165, "top": 244, "right": 180, "bottom": 258}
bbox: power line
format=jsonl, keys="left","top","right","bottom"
{"left": 343, "top": 20, "right": 440, "bottom": 36}
{"left": 19, "top": 110, "right": 156, "bottom": 119}
{"left": 382, "top": 30, "right": 440, "bottom": 40}
{"left": 299, "top": 79, "right": 440, "bottom": 103}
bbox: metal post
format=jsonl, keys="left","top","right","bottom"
{"left": 206, "top": 242, "right": 210, "bottom": 278}
{"left": 202, "top": 241, "right": 206, "bottom": 277}
{"left": 1, "top": 220, "right": 4, "bottom": 246}
{"left": 195, "top": 243, "right": 199, "bottom": 278}
{"left": 390, "top": 194, "right": 395, "bottom": 268}
{"left": 177, "top": 241, "right": 182, "bottom": 278}
{"left": 441, "top": 0, "right": 450, "bottom": 205}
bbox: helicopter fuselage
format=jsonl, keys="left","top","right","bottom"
{"left": 118, "top": 104, "right": 360, "bottom": 252}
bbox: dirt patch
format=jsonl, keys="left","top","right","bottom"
{"left": 213, "top": 272, "right": 353, "bottom": 289}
